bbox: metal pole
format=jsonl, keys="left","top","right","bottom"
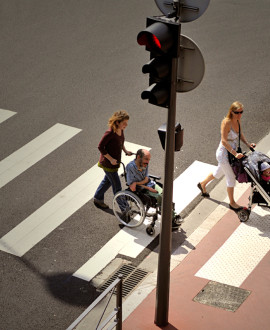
{"left": 116, "top": 275, "right": 123, "bottom": 330}
{"left": 155, "top": 56, "right": 178, "bottom": 326}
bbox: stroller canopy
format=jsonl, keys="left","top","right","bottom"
{"left": 242, "top": 151, "right": 270, "bottom": 182}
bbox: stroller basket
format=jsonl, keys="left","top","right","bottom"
{"left": 244, "top": 167, "right": 270, "bottom": 205}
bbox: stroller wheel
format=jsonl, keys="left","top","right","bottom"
{"left": 146, "top": 225, "right": 155, "bottom": 236}
{"left": 238, "top": 208, "right": 250, "bottom": 222}
{"left": 173, "top": 214, "right": 183, "bottom": 226}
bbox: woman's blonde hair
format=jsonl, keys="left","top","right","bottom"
{"left": 108, "top": 110, "right": 129, "bottom": 132}
{"left": 226, "top": 101, "right": 243, "bottom": 119}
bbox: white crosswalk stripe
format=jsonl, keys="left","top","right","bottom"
{"left": 0, "top": 123, "right": 81, "bottom": 189}
{"left": 0, "top": 109, "right": 16, "bottom": 124}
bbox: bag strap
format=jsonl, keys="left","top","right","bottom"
{"left": 237, "top": 120, "right": 241, "bottom": 149}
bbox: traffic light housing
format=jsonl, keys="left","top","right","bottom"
{"left": 137, "top": 16, "right": 181, "bottom": 108}
{"left": 158, "top": 122, "right": 184, "bottom": 151}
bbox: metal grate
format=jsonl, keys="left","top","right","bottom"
{"left": 98, "top": 264, "right": 149, "bottom": 298}
{"left": 193, "top": 281, "right": 251, "bottom": 312}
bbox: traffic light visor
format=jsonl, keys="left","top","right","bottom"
{"left": 141, "top": 83, "right": 169, "bottom": 106}
{"left": 137, "top": 22, "right": 173, "bottom": 54}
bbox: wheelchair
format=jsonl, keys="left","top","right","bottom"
{"left": 112, "top": 162, "right": 181, "bottom": 236}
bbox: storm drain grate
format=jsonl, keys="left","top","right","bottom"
{"left": 98, "top": 264, "right": 149, "bottom": 298}
{"left": 193, "top": 281, "right": 251, "bottom": 312}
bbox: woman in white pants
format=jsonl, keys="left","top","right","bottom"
{"left": 197, "top": 101, "right": 256, "bottom": 211}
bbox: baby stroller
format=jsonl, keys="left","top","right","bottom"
{"left": 237, "top": 151, "right": 270, "bottom": 222}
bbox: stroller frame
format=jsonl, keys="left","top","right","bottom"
{"left": 237, "top": 166, "right": 270, "bottom": 222}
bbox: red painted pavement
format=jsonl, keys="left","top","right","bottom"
{"left": 123, "top": 190, "right": 270, "bottom": 329}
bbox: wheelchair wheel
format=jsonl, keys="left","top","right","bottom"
{"left": 146, "top": 225, "right": 155, "bottom": 236}
{"left": 113, "top": 190, "right": 145, "bottom": 227}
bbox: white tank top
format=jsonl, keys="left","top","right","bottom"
{"left": 216, "top": 127, "right": 239, "bottom": 163}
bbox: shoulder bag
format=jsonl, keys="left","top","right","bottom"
{"left": 228, "top": 121, "right": 249, "bottom": 183}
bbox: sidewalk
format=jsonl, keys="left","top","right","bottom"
{"left": 70, "top": 133, "right": 270, "bottom": 330}
{"left": 123, "top": 188, "right": 270, "bottom": 329}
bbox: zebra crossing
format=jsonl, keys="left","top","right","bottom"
{"left": 3, "top": 107, "right": 269, "bottom": 294}
{"left": 0, "top": 108, "right": 216, "bottom": 279}
{"left": 0, "top": 141, "right": 151, "bottom": 257}
{"left": 0, "top": 110, "right": 151, "bottom": 257}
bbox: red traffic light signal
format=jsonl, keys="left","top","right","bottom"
{"left": 137, "top": 17, "right": 180, "bottom": 57}
{"left": 137, "top": 22, "right": 174, "bottom": 56}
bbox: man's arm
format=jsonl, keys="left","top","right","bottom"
{"left": 133, "top": 166, "right": 157, "bottom": 193}
{"left": 129, "top": 178, "right": 150, "bottom": 192}
{"left": 137, "top": 184, "right": 158, "bottom": 193}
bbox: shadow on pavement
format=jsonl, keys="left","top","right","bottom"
{"left": 18, "top": 256, "right": 100, "bottom": 307}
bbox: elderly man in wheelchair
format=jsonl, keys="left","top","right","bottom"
{"left": 112, "top": 149, "right": 182, "bottom": 236}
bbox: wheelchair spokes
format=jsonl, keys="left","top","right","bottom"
{"left": 113, "top": 191, "right": 145, "bottom": 227}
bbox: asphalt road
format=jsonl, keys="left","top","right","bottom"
{"left": 1, "top": 0, "right": 270, "bottom": 329}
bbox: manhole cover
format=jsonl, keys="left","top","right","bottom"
{"left": 98, "top": 264, "right": 149, "bottom": 298}
{"left": 193, "top": 281, "right": 251, "bottom": 312}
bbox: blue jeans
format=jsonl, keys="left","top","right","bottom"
{"left": 94, "top": 170, "right": 122, "bottom": 201}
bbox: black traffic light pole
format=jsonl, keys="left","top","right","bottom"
{"left": 155, "top": 56, "right": 178, "bottom": 326}
{"left": 137, "top": 1, "right": 209, "bottom": 326}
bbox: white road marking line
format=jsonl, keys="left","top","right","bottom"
{"left": 74, "top": 160, "right": 217, "bottom": 282}
{"left": 0, "top": 123, "right": 81, "bottom": 189}
{"left": 74, "top": 219, "right": 161, "bottom": 281}
{"left": 0, "top": 109, "right": 17, "bottom": 123}
{"left": 173, "top": 160, "right": 217, "bottom": 213}
{"left": 0, "top": 141, "right": 149, "bottom": 257}
{"left": 195, "top": 206, "right": 270, "bottom": 287}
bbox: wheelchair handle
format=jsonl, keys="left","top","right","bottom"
{"left": 120, "top": 162, "right": 126, "bottom": 176}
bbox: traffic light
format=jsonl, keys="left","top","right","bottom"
{"left": 137, "top": 17, "right": 181, "bottom": 108}
{"left": 158, "top": 122, "right": 184, "bottom": 151}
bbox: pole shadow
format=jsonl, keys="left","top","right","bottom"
{"left": 20, "top": 256, "right": 99, "bottom": 307}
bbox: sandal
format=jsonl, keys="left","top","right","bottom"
{"left": 197, "top": 183, "right": 210, "bottom": 198}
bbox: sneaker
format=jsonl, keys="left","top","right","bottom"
{"left": 94, "top": 199, "right": 109, "bottom": 209}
